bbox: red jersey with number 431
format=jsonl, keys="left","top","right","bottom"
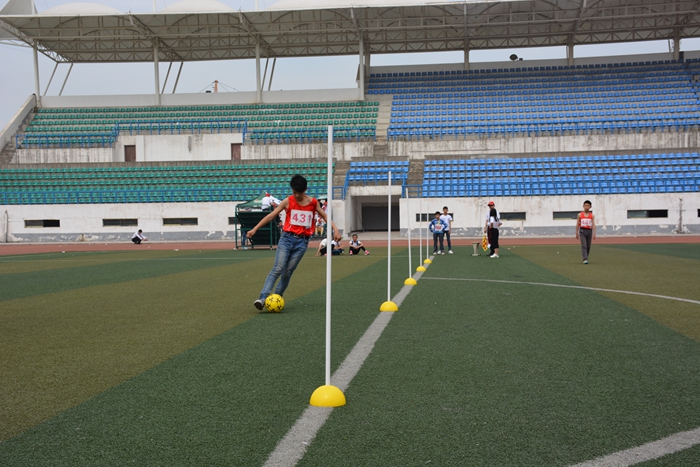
{"left": 579, "top": 211, "right": 593, "bottom": 229}
{"left": 283, "top": 195, "right": 318, "bottom": 236}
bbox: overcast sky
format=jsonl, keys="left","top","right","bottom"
{"left": 1, "top": 0, "right": 699, "bottom": 132}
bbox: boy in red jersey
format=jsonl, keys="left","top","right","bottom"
{"left": 575, "top": 200, "right": 596, "bottom": 264}
{"left": 247, "top": 174, "right": 340, "bottom": 310}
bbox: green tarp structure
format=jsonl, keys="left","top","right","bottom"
{"left": 234, "top": 192, "right": 281, "bottom": 249}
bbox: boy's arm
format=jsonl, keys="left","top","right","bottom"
{"left": 592, "top": 214, "right": 596, "bottom": 239}
{"left": 247, "top": 199, "right": 288, "bottom": 238}
{"left": 575, "top": 213, "right": 581, "bottom": 238}
{"left": 315, "top": 202, "right": 342, "bottom": 241}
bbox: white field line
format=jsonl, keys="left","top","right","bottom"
{"left": 262, "top": 257, "right": 432, "bottom": 467}
{"left": 569, "top": 426, "right": 700, "bottom": 467}
{"left": 420, "top": 277, "right": 700, "bottom": 306}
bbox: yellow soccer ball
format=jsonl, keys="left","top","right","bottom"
{"left": 265, "top": 294, "right": 285, "bottom": 313}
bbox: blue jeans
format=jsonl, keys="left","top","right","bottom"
{"left": 258, "top": 232, "right": 310, "bottom": 300}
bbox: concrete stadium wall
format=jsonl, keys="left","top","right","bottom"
{"left": 399, "top": 192, "right": 700, "bottom": 237}
{"left": 14, "top": 133, "right": 244, "bottom": 164}
{"left": 3, "top": 202, "right": 244, "bottom": 243}
{"left": 39, "top": 88, "right": 364, "bottom": 110}
{"left": 390, "top": 131, "right": 700, "bottom": 160}
{"left": 4, "top": 191, "right": 696, "bottom": 243}
{"left": 0, "top": 94, "right": 35, "bottom": 151}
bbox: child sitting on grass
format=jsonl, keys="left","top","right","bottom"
{"left": 348, "top": 234, "right": 370, "bottom": 255}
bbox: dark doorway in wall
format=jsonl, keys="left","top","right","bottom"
{"left": 231, "top": 143, "right": 241, "bottom": 161}
{"left": 124, "top": 145, "right": 136, "bottom": 162}
{"left": 361, "top": 205, "right": 400, "bottom": 231}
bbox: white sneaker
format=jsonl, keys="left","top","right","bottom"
{"left": 440, "top": 251, "right": 445, "bottom": 255}
{"left": 490, "top": 254, "right": 499, "bottom": 258}
{"left": 448, "top": 250, "right": 453, "bottom": 254}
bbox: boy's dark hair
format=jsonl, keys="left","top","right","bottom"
{"left": 290, "top": 174, "right": 308, "bottom": 193}
{"left": 443, "top": 206, "right": 448, "bottom": 210}
{"left": 434, "top": 211, "right": 441, "bottom": 216}
{"left": 352, "top": 234, "right": 358, "bottom": 237}
{"left": 583, "top": 200, "right": 592, "bottom": 206}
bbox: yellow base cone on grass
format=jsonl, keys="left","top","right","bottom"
{"left": 310, "top": 385, "right": 346, "bottom": 407}
{"left": 423, "top": 258, "right": 432, "bottom": 264}
{"left": 380, "top": 300, "right": 398, "bottom": 312}
{"left": 416, "top": 266, "right": 426, "bottom": 272}
{"left": 404, "top": 277, "right": 417, "bottom": 286}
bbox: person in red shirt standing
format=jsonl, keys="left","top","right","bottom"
{"left": 575, "top": 200, "right": 596, "bottom": 264}
{"left": 247, "top": 174, "right": 340, "bottom": 310}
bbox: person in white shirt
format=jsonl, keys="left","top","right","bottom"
{"left": 440, "top": 206, "right": 454, "bottom": 254}
{"left": 261, "top": 192, "right": 281, "bottom": 210}
{"left": 131, "top": 229, "right": 147, "bottom": 244}
{"left": 483, "top": 201, "right": 501, "bottom": 258}
{"left": 316, "top": 238, "right": 343, "bottom": 256}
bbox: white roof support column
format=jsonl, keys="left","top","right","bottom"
{"left": 567, "top": 42, "right": 574, "bottom": 66}
{"left": 463, "top": 41, "right": 470, "bottom": 71}
{"left": 44, "top": 61, "right": 59, "bottom": 95}
{"left": 463, "top": 3, "right": 470, "bottom": 71}
{"left": 358, "top": 36, "right": 365, "bottom": 100}
{"left": 32, "top": 40, "right": 41, "bottom": 107}
{"left": 58, "top": 63, "right": 73, "bottom": 96}
{"left": 673, "top": 35, "right": 681, "bottom": 61}
{"left": 153, "top": 43, "right": 161, "bottom": 106}
{"left": 255, "top": 41, "right": 262, "bottom": 103}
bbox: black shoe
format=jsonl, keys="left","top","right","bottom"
{"left": 254, "top": 299, "right": 264, "bottom": 310}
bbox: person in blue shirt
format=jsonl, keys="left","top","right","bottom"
{"left": 429, "top": 211, "right": 448, "bottom": 255}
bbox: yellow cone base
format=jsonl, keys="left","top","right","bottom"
{"left": 423, "top": 258, "right": 432, "bottom": 264}
{"left": 404, "top": 277, "right": 417, "bottom": 286}
{"left": 380, "top": 300, "right": 399, "bottom": 312}
{"left": 310, "top": 385, "right": 346, "bottom": 407}
{"left": 416, "top": 266, "right": 426, "bottom": 272}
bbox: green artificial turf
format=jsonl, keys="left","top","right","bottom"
{"left": 297, "top": 246, "right": 700, "bottom": 466}
{"left": 0, "top": 251, "right": 389, "bottom": 465}
{"left": 511, "top": 244, "right": 700, "bottom": 343}
{"left": 0, "top": 249, "right": 383, "bottom": 442}
{"left": 2, "top": 245, "right": 700, "bottom": 466}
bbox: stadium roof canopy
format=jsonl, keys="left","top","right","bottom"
{"left": 1, "top": 0, "right": 700, "bottom": 64}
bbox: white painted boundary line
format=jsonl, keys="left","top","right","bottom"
{"left": 420, "top": 277, "right": 700, "bottom": 306}
{"left": 569, "top": 426, "right": 700, "bottom": 467}
{"left": 262, "top": 258, "right": 433, "bottom": 467}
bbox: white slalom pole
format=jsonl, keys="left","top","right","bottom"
{"left": 419, "top": 196, "right": 423, "bottom": 262}
{"left": 407, "top": 192, "right": 411, "bottom": 274}
{"left": 387, "top": 170, "right": 391, "bottom": 301}
{"left": 310, "top": 125, "right": 345, "bottom": 407}
{"left": 424, "top": 199, "right": 432, "bottom": 265}
{"left": 404, "top": 190, "right": 417, "bottom": 285}
{"left": 324, "top": 128, "right": 333, "bottom": 387}
{"left": 380, "top": 171, "right": 398, "bottom": 311}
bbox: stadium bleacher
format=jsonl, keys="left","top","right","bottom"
{"left": 17, "top": 101, "right": 379, "bottom": 147}
{"left": 422, "top": 152, "right": 700, "bottom": 197}
{"left": 0, "top": 162, "right": 333, "bottom": 204}
{"left": 345, "top": 160, "right": 410, "bottom": 185}
{"left": 374, "top": 60, "right": 700, "bottom": 139}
